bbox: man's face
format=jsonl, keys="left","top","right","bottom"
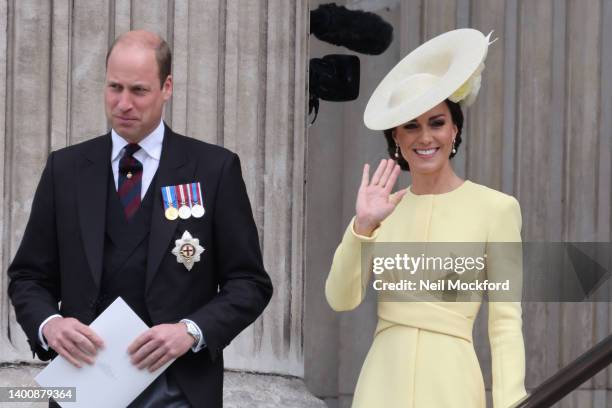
{"left": 105, "top": 44, "right": 172, "bottom": 142}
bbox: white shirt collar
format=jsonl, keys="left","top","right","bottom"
{"left": 111, "top": 121, "right": 165, "bottom": 161}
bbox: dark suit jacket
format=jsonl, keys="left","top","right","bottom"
{"left": 7, "top": 125, "right": 273, "bottom": 407}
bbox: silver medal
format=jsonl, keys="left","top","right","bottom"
{"left": 191, "top": 204, "right": 205, "bottom": 218}
{"left": 177, "top": 184, "right": 191, "bottom": 219}
{"left": 178, "top": 205, "right": 191, "bottom": 219}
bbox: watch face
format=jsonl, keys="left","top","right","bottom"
{"left": 185, "top": 322, "right": 200, "bottom": 343}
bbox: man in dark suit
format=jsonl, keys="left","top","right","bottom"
{"left": 7, "top": 30, "right": 273, "bottom": 407}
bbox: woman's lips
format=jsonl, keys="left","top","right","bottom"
{"left": 413, "top": 147, "right": 439, "bottom": 158}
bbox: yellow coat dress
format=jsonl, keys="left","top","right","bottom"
{"left": 326, "top": 180, "right": 527, "bottom": 408}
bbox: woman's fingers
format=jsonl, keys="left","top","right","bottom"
{"left": 383, "top": 163, "right": 401, "bottom": 193}
{"left": 379, "top": 159, "right": 396, "bottom": 188}
{"left": 360, "top": 163, "right": 370, "bottom": 188}
{"left": 370, "top": 159, "right": 387, "bottom": 185}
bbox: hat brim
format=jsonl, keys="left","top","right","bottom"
{"left": 364, "top": 29, "right": 488, "bottom": 131}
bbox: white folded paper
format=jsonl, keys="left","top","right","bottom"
{"left": 35, "top": 297, "right": 174, "bottom": 407}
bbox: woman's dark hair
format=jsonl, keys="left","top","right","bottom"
{"left": 383, "top": 99, "right": 464, "bottom": 171}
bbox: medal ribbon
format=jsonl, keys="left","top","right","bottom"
{"left": 190, "top": 182, "right": 200, "bottom": 205}
{"left": 197, "top": 182, "right": 203, "bottom": 206}
{"left": 161, "top": 186, "right": 170, "bottom": 210}
{"left": 185, "top": 183, "right": 193, "bottom": 208}
{"left": 162, "top": 186, "right": 177, "bottom": 209}
{"left": 177, "top": 184, "right": 187, "bottom": 207}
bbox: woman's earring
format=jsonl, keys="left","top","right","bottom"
{"left": 394, "top": 144, "right": 400, "bottom": 159}
{"left": 451, "top": 139, "right": 457, "bottom": 154}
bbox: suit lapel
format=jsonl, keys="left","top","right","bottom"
{"left": 77, "top": 134, "right": 111, "bottom": 288}
{"left": 146, "top": 126, "right": 194, "bottom": 292}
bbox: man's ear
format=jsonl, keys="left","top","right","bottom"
{"left": 162, "top": 75, "right": 173, "bottom": 100}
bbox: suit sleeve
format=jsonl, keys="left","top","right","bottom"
{"left": 486, "top": 196, "right": 527, "bottom": 408}
{"left": 7, "top": 153, "right": 61, "bottom": 361}
{"left": 184, "top": 153, "right": 272, "bottom": 359}
{"left": 325, "top": 217, "right": 378, "bottom": 312}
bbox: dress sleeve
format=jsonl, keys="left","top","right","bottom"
{"left": 325, "top": 217, "right": 378, "bottom": 311}
{"left": 486, "top": 196, "right": 528, "bottom": 407}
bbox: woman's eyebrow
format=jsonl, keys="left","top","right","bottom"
{"left": 428, "top": 114, "right": 446, "bottom": 121}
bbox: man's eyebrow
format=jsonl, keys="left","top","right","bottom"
{"left": 105, "top": 80, "right": 149, "bottom": 88}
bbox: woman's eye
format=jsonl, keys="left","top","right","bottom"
{"left": 403, "top": 124, "right": 418, "bottom": 130}
{"left": 431, "top": 120, "right": 445, "bottom": 127}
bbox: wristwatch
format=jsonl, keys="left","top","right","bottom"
{"left": 182, "top": 320, "right": 201, "bottom": 346}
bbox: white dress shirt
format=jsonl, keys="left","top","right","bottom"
{"left": 110, "top": 121, "right": 164, "bottom": 199}
{"left": 39, "top": 121, "right": 205, "bottom": 353}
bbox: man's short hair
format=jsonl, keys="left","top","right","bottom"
{"left": 105, "top": 34, "right": 172, "bottom": 87}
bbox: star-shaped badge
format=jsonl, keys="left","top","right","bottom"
{"left": 171, "top": 230, "right": 205, "bottom": 271}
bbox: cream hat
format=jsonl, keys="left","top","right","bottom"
{"left": 363, "top": 28, "right": 493, "bottom": 131}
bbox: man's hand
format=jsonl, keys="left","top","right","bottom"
{"left": 127, "top": 323, "right": 194, "bottom": 372}
{"left": 42, "top": 317, "right": 105, "bottom": 368}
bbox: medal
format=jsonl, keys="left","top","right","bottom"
{"left": 162, "top": 182, "right": 205, "bottom": 221}
{"left": 178, "top": 207, "right": 191, "bottom": 219}
{"left": 191, "top": 204, "right": 204, "bottom": 218}
{"left": 162, "top": 186, "right": 179, "bottom": 220}
{"left": 171, "top": 230, "right": 205, "bottom": 271}
{"left": 177, "top": 184, "right": 191, "bottom": 219}
{"left": 165, "top": 207, "right": 179, "bottom": 220}
{"left": 190, "top": 182, "right": 205, "bottom": 218}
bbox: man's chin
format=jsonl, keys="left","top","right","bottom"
{"left": 113, "top": 128, "right": 142, "bottom": 142}
{"left": 111, "top": 121, "right": 138, "bottom": 134}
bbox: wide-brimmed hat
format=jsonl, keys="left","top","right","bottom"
{"left": 364, "top": 28, "right": 493, "bottom": 130}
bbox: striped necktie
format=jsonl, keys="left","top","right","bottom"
{"left": 118, "top": 143, "right": 143, "bottom": 220}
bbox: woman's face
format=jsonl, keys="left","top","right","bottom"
{"left": 393, "top": 102, "right": 458, "bottom": 176}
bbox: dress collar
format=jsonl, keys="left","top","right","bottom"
{"left": 111, "top": 120, "right": 165, "bottom": 161}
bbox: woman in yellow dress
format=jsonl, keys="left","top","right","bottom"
{"left": 325, "top": 29, "right": 527, "bottom": 408}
